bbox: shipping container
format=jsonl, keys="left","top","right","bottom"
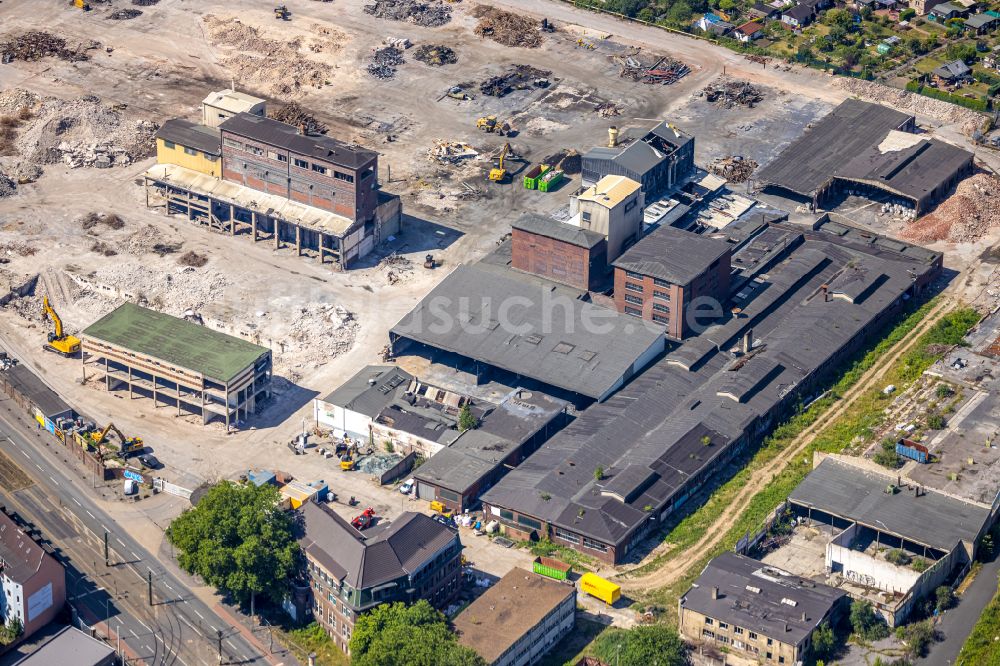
{"left": 896, "top": 438, "right": 929, "bottom": 464}
{"left": 523, "top": 164, "right": 550, "bottom": 190}
{"left": 580, "top": 572, "right": 620, "bottom": 605}
{"left": 538, "top": 169, "right": 564, "bottom": 192}
{"left": 533, "top": 556, "right": 572, "bottom": 581}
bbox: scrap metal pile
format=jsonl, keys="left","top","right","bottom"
{"left": 701, "top": 78, "right": 763, "bottom": 109}
{"left": 367, "top": 46, "right": 404, "bottom": 80}
{"left": 363, "top": 0, "right": 452, "bottom": 27}
{"left": 479, "top": 64, "right": 550, "bottom": 98}
{"left": 109, "top": 8, "right": 143, "bottom": 19}
{"left": 708, "top": 156, "right": 758, "bottom": 183}
{"left": 1, "top": 31, "right": 99, "bottom": 63}
{"left": 616, "top": 52, "right": 688, "bottom": 85}
{"left": 413, "top": 44, "right": 457, "bottom": 66}
{"left": 471, "top": 6, "right": 543, "bottom": 48}
{"left": 268, "top": 101, "right": 327, "bottom": 135}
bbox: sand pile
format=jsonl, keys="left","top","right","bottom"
{"left": 903, "top": 173, "right": 1000, "bottom": 243}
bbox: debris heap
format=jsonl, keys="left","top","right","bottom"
{"left": 109, "top": 8, "right": 142, "bottom": 19}
{"left": 0, "top": 171, "right": 15, "bottom": 198}
{"left": 132, "top": 0, "right": 160, "bottom": 5}
{"left": 903, "top": 174, "right": 1000, "bottom": 243}
{"left": 836, "top": 78, "right": 983, "bottom": 133}
{"left": 594, "top": 101, "right": 622, "bottom": 117}
{"left": 708, "top": 156, "right": 758, "bottom": 183}
{"left": 616, "top": 52, "right": 688, "bottom": 85}
{"left": 363, "top": 0, "right": 452, "bottom": 27}
{"left": 268, "top": 102, "right": 327, "bottom": 135}
{"left": 479, "top": 65, "right": 550, "bottom": 97}
{"left": 472, "top": 6, "right": 543, "bottom": 48}
{"left": 701, "top": 78, "right": 763, "bottom": 109}
{"left": 413, "top": 44, "right": 457, "bottom": 66}
{"left": 367, "top": 46, "right": 405, "bottom": 80}
{"left": 0, "top": 31, "right": 99, "bottom": 63}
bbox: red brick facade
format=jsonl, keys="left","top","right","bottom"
{"left": 511, "top": 228, "right": 607, "bottom": 292}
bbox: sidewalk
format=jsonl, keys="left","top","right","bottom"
{"left": 213, "top": 603, "right": 300, "bottom": 666}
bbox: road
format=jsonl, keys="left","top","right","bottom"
{"left": 0, "top": 393, "right": 273, "bottom": 666}
{"left": 918, "top": 558, "right": 1000, "bottom": 665}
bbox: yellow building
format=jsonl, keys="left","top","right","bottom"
{"left": 154, "top": 119, "right": 222, "bottom": 177}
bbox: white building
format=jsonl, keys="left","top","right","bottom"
{"left": 201, "top": 89, "right": 266, "bottom": 129}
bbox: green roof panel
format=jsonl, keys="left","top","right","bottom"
{"left": 83, "top": 302, "right": 269, "bottom": 383}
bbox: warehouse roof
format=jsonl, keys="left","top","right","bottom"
{"left": 454, "top": 567, "right": 574, "bottom": 664}
{"left": 512, "top": 213, "right": 606, "bottom": 249}
{"left": 321, "top": 365, "right": 414, "bottom": 418}
{"left": 789, "top": 458, "right": 990, "bottom": 552}
{"left": 12, "top": 627, "right": 115, "bottom": 666}
{"left": 682, "top": 553, "right": 846, "bottom": 646}
{"left": 577, "top": 175, "right": 642, "bottom": 208}
{"left": 155, "top": 119, "right": 221, "bottom": 156}
{"left": 2, "top": 365, "right": 72, "bottom": 419}
{"left": 612, "top": 225, "right": 732, "bottom": 285}
{"left": 82, "top": 302, "right": 269, "bottom": 384}
{"left": 391, "top": 263, "right": 664, "bottom": 401}
{"left": 220, "top": 113, "right": 377, "bottom": 169}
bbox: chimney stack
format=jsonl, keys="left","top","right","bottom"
{"left": 741, "top": 329, "right": 753, "bottom": 354}
{"left": 711, "top": 586, "right": 719, "bottom": 600}
{"left": 608, "top": 126, "right": 619, "bottom": 148}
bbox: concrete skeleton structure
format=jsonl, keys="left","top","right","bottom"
{"left": 0, "top": 509, "right": 66, "bottom": 640}
{"left": 80, "top": 303, "right": 272, "bottom": 429}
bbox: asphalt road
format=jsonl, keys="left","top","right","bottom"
{"left": 918, "top": 557, "right": 1000, "bottom": 665}
{"left": 0, "top": 394, "right": 271, "bottom": 666}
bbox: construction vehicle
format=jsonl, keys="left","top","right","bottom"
{"left": 274, "top": 4, "right": 290, "bottom": 19}
{"left": 41, "top": 296, "right": 81, "bottom": 357}
{"left": 476, "top": 115, "right": 511, "bottom": 136}
{"left": 340, "top": 453, "right": 355, "bottom": 471}
{"left": 73, "top": 0, "right": 91, "bottom": 10}
{"left": 351, "top": 507, "right": 376, "bottom": 530}
{"left": 489, "top": 143, "right": 520, "bottom": 182}
{"left": 446, "top": 86, "right": 472, "bottom": 101}
{"left": 90, "top": 423, "right": 143, "bottom": 456}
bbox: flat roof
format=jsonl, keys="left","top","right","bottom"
{"left": 612, "top": 225, "right": 732, "bottom": 285}
{"left": 789, "top": 457, "right": 990, "bottom": 551}
{"left": 202, "top": 89, "right": 265, "bottom": 112}
{"left": 512, "top": 213, "right": 605, "bottom": 250}
{"left": 220, "top": 113, "right": 377, "bottom": 170}
{"left": 156, "top": 119, "right": 221, "bottom": 156}
{"left": 454, "top": 567, "right": 574, "bottom": 664}
{"left": 683, "top": 552, "right": 846, "bottom": 646}
{"left": 12, "top": 626, "right": 115, "bottom": 666}
{"left": 391, "top": 263, "right": 664, "bottom": 401}
{"left": 320, "top": 365, "right": 414, "bottom": 418}
{"left": 577, "top": 175, "right": 641, "bottom": 209}
{"left": 2, "top": 365, "right": 72, "bottom": 418}
{"left": 82, "top": 302, "right": 269, "bottom": 384}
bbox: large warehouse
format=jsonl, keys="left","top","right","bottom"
{"left": 81, "top": 303, "right": 272, "bottom": 430}
{"left": 756, "top": 99, "right": 973, "bottom": 213}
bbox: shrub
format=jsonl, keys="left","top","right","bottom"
{"left": 936, "top": 585, "right": 955, "bottom": 612}
{"left": 927, "top": 414, "right": 946, "bottom": 430}
{"left": 886, "top": 549, "right": 912, "bottom": 566}
{"left": 851, "top": 600, "right": 890, "bottom": 641}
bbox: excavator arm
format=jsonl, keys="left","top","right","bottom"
{"left": 42, "top": 296, "right": 64, "bottom": 339}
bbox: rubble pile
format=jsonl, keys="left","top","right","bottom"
{"left": 429, "top": 140, "right": 479, "bottom": 164}
{"left": 367, "top": 46, "right": 404, "bottom": 80}
{"left": 413, "top": 44, "right": 457, "bottom": 66}
{"left": 0, "top": 31, "right": 99, "bottom": 63}
{"left": 594, "top": 101, "right": 622, "bottom": 117}
{"left": 903, "top": 174, "right": 1000, "bottom": 243}
{"left": 109, "top": 9, "right": 142, "bottom": 19}
{"left": 131, "top": 0, "right": 160, "bottom": 5}
{"left": 472, "top": 6, "right": 543, "bottom": 48}
{"left": 701, "top": 78, "right": 763, "bottom": 109}
{"left": 11, "top": 163, "right": 41, "bottom": 184}
{"left": 708, "top": 156, "right": 758, "bottom": 183}
{"left": 11, "top": 93, "right": 157, "bottom": 168}
{"left": 837, "top": 78, "right": 983, "bottom": 133}
{"left": 0, "top": 171, "right": 15, "bottom": 198}
{"left": 616, "top": 52, "right": 688, "bottom": 85}
{"left": 542, "top": 149, "right": 581, "bottom": 175}
{"left": 379, "top": 253, "right": 414, "bottom": 284}
{"left": 479, "top": 65, "right": 550, "bottom": 97}
{"left": 363, "top": 0, "right": 453, "bottom": 27}
{"left": 268, "top": 101, "right": 327, "bottom": 135}
{"left": 0, "top": 89, "right": 39, "bottom": 117}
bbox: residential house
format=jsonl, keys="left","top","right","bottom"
{"left": 748, "top": 2, "right": 780, "bottom": 19}
{"left": 0, "top": 509, "right": 66, "bottom": 639}
{"left": 734, "top": 20, "right": 766, "bottom": 42}
{"left": 964, "top": 12, "right": 1000, "bottom": 33}
{"left": 929, "top": 1, "right": 968, "bottom": 19}
{"left": 932, "top": 58, "right": 972, "bottom": 83}
{"left": 299, "top": 503, "right": 463, "bottom": 654}
{"left": 782, "top": 4, "right": 815, "bottom": 27}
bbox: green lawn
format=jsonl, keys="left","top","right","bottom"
{"left": 538, "top": 617, "right": 612, "bottom": 666}
{"left": 277, "top": 623, "right": 350, "bottom": 666}
{"left": 915, "top": 55, "right": 946, "bottom": 73}
{"left": 957, "top": 579, "right": 1000, "bottom": 666}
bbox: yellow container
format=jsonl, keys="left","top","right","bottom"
{"left": 429, "top": 500, "right": 446, "bottom": 513}
{"left": 580, "top": 572, "right": 621, "bottom": 605}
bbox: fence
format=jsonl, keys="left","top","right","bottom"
{"left": 153, "top": 477, "right": 194, "bottom": 500}
{"left": 735, "top": 500, "right": 788, "bottom": 555}
{"left": 378, "top": 452, "right": 416, "bottom": 485}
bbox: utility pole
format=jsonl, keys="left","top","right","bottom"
{"left": 104, "top": 530, "right": 110, "bottom": 567}
{"left": 216, "top": 629, "right": 224, "bottom": 665}
{"left": 147, "top": 569, "right": 153, "bottom": 606}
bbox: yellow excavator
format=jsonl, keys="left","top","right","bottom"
{"left": 476, "top": 115, "right": 511, "bottom": 136}
{"left": 42, "top": 296, "right": 81, "bottom": 357}
{"left": 489, "top": 143, "right": 519, "bottom": 182}
{"left": 90, "top": 423, "right": 144, "bottom": 456}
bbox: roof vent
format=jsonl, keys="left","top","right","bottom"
{"left": 745, "top": 585, "right": 761, "bottom": 594}
{"left": 781, "top": 598, "right": 798, "bottom": 607}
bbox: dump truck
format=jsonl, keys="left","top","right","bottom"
{"left": 580, "top": 572, "right": 620, "bottom": 605}
{"left": 41, "top": 296, "right": 81, "bottom": 357}
{"left": 533, "top": 556, "right": 571, "bottom": 581}
{"left": 523, "top": 164, "right": 550, "bottom": 190}
{"left": 537, "top": 169, "right": 564, "bottom": 193}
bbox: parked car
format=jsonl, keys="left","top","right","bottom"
{"left": 399, "top": 478, "right": 415, "bottom": 495}
{"left": 432, "top": 513, "right": 456, "bottom": 529}
{"left": 139, "top": 454, "right": 162, "bottom": 470}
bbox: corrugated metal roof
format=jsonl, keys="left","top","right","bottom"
{"left": 219, "top": 113, "right": 376, "bottom": 169}
{"left": 321, "top": 365, "right": 414, "bottom": 418}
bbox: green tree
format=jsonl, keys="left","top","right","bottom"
{"left": 946, "top": 42, "right": 977, "bottom": 62}
{"left": 812, "top": 622, "right": 838, "bottom": 661}
{"left": 592, "top": 625, "right": 688, "bottom": 666}
{"left": 350, "top": 601, "right": 485, "bottom": 666}
{"left": 718, "top": 0, "right": 736, "bottom": 10}
{"left": 166, "top": 481, "right": 300, "bottom": 606}
{"left": 936, "top": 585, "right": 955, "bottom": 612}
{"left": 927, "top": 414, "right": 946, "bottom": 430}
{"left": 458, "top": 404, "right": 478, "bottom": 431}
{"left": 595, "top": 465, "right": 605, "bottom": 481}
{"left": 664, "top": 0, "right": 693, "bottom": 25}
{"left": 850, "top": 599, "right": 890, "bottom": 641}
{"left": 824, "top": 8, "right": 853, "bottom": 29}
{"left": 900, "top": 7, "right": 916, "bottom": 19}
{"left": 899, "top": 619, "right": 937, "bottom": 658}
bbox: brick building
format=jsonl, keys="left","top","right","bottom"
{"left": 298, "top": 503, "right": 462, "bottom": 654}
{"left": 0, "top": 509, "right": 66, "bottom": 639}
{"left": 219, "top": 113, "right": 378, "bottom": 223}
{"left": 612, "top": 225, "right": 732, "bottom": 339}
{"left": 511, "top": 213, "right": 607, "bottom": 291}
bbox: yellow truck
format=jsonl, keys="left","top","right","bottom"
{"left": 579, "top": 572, "right": 621, "bottom": 605}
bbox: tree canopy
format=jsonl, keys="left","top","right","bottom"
{"left": 850, "top": 600, "right": 890, "bottom": 642}
{"left": 591, "top": 625, "right": 688, "bottom": 666}
{"left": 166, "top": 481, "right": 301, "bottom": 606}
{"left": 350, "top": 601, "right": 485, "bottom": 666}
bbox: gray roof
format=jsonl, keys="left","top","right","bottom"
{"left": 321, "top": 365, "right": 414, "bottom": 418}
{"left": 584, "top": 122, "right": 692, "bottom": 179}
{"left": 391, "top": 263, "right": 664, "bottom": 401}
{"left": 2, "top": 366, "right": 72, "bottom": 419}
{"left": 931, "top": 1, "right": 964, "bottom": 12}
{"left": 965, "top": 13, "right": 998, "bottom": 27}
{"left": 512, "top": 213, "right": 606, "bottom": 250}
{"left": 612, "top": 225, "right": 732, "bottom": 286}
{"left": 682, "top": 552, "right": 846, "bottom": 646}
{"left": 219, "top": 113, "right": 377, "bottom": 169}
{"left": 789, "top": 458, "right": 990, "bottom": 552}
{"left": 784, "top": 5, "right": 814, "bottom": 20}
{"left": 483, "top": 220, "right": 942, "bottom": 546}
{"left": 12, "top": 627, "right": 115, "bottom": 666}
{"left": 756, "top": 99, "right": 912, "bottom": 197}
{"left": 299, "top": 503, "right": 459, "bottom": 593}
{"left": 156, "top": 119, "right": 221, "bottom": 156}
{"left": 933, "top": 59, "right": 972, "bottom": 79}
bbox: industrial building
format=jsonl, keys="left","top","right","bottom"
{"left": 313, "top": 365, "right": 414, "bottom": 440}
{"left": 612, "top": 225, "right": 733, "bottom": 339}
{"left": 756, "top": 99, "right": 974, "bottom": 213}
{"left": 480, "top": 218, "right": 942, "bottom": 564}
{"left": 679, "top": 552, "right": 847, "bottom": 665}
{"left": 299, "top": 502, "right": 462, "bottom": 653}
{"left": 155, "top": 119, "right": 222, "bottom": 177}
{"left": 510, "top": 213, "right": 607, "bottom": 292}
{"left": 201, "top": 88, "right": 266, "bottom": 128}
{"left": 0, "top": 508, "right": 66, "bottom": 639}
{"left": 568, "top": 175, "right": 644, "bottom": 261}
{"left": 454, "top": 568, "right": 576, "bottom": 666}
{"left": 80, "top": 303, "right": 272, "bottom": 430}
{"left": 582, "top": 122, "right": 695, "bottom": 197}
{"left": 12, "top": 626, "right": 117, "bottom": 666}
